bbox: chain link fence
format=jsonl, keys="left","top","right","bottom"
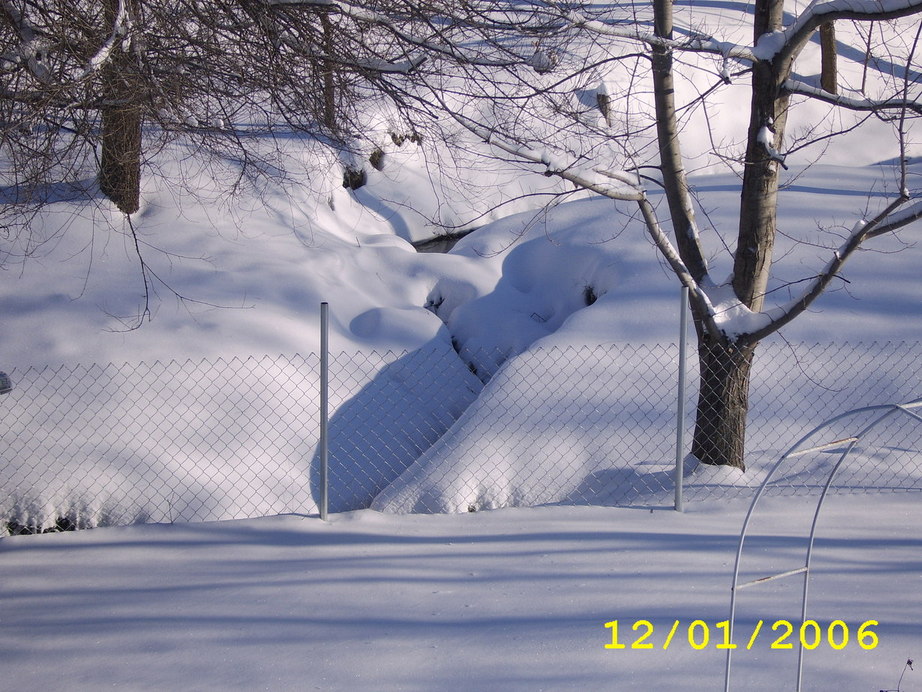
{"left": 2, "top": 355, "right": 321, "bottom": 534}
{"left": 680, "top": 340, "right": 922, "bottom": 503}
{"left": 369, "top": 340, "right": 922, "bottom": 512}
{"left": 2, "top": 341, "right": 921, "bottom": 535}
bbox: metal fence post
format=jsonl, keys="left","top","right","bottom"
{"left": 320, "top": 301, "right": 329, "bottom": 521}
{"left": 675, "top": 286, "right": 689, "bottom": 512}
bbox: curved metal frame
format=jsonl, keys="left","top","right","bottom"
{"left": 723, "top": 398, "right": 922, "bottom": 692}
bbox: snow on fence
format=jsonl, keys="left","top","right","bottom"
{"left": 1, "top": 341, "right": 921, "bottom": 535}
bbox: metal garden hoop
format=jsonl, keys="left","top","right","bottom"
{"left": 723, "top": 398, "right": 922, "bottom": 692}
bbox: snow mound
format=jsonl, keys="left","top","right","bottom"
{"left": 371, "top": 344, "right": 681, "bottom": 513}
{"left": 312, "top": 342, "right": 484, "bottom": 513}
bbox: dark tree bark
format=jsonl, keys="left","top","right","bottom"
{"left": 693, "top": 0, "right": 786, "bottom": 468}
{"left": 691, "top": 339, "right": 757, "bottom": 471}
{"left": 98, "top": 0, "right": 141, "bottom": 214}
{"left": 820, "top": 22, "right": 838, "bottom": 94}
{"left": 99, "top": 102, "right": 142, "bottom": 215}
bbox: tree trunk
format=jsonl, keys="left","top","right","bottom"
{"left": 100, "top": 103, "right": 142, "bottom": 214}
{"left": 649, "top": 0, "right": 759, "bottom": 469}
{"left": 688, "top": 0, "right": 785, "bottom": 469}
{"left": 99, "top": 0, "right": 141, "bottom": 215}
{"left": 734, "top": 0, "right": 788, "bottom": 312}
{"left": 820, "top": 22, "right": 837, "bottom": 94}
{"left": 650, "top": 0, "right": 708, "bottom": 282}
{"left": 691, "top": 339, "right": 757, "bottom": 470}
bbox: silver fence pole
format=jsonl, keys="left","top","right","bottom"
{"left": 675, "top": 286, "right": 689, "bottom": 512}
{"left": 320, "top": 301, "right": 330, "bottom": 521}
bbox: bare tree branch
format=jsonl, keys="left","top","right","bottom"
{"left": 784, "top": 77, "right": 922, "bottom": 114}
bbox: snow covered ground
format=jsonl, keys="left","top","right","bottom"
{"left": 2, "top": 1, "right": 922, "bottom": 688}
{"left": 2, "top": 493, "right": 920, "bottom": 691}
{"left": 3, "top": 152, "right": 919, "bottom": 685}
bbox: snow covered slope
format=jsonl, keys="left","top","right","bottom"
{"left": 3, "top": 154, "right": 920, "bottom": 530}
{"left": 1, "top": 0, "right": 921, "bottom": 526}
{"left": 373, "top": 163, "right": 922, "bottom": 513}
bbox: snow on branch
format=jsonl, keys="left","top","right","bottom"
{"left": 71, "top": 0, "right": 130, "bottom": 82}
{"left": 566, "top": 9, "right": 756, "bottom": 63}
{"left": 2, "top": 0, "right": 139, "bottom": 84}
{"left": 444, "top": 102, "right": 726, "bottom": 334}
{"left": 784, "top": 78, "right": 922, "bottom": 115}
{"left": 454, "top": 114, "right": 645, "bottom": 201}
{"left": 1, "top": 0, "right": 51, "bottom": 82}
{"left": 351, "top": 54, "right": 427, "bottom": 74}
{"left": 446, "top": 108, "right": 729, "bottom": 336}
{"left": 867, "top": 198, "right": 922, "bottom": 237}
{"left": 635, "top": 198, "right": 723, "bottom": 337}
{"left": 769, "top": 0, "right": 922, "bottom": 65}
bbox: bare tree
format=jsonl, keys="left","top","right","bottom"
{"left": 0, "top": 0, "right": 429, "bottom": 326}
{"left": 531, "top": 0, "right": 919, "bottom": 468}
{"left": 3, "top": 0, "right": 920, "bottom": 468}
{"left": 305, "top": 0, "right": 922, "bottom": 468}
{"left": 0, "top": 0, "right": 424, "bottom": 223}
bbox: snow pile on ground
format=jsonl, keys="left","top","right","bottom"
{"left": 2, "top": 0, "right": 922, "bottom": 529}
{"left": 372, "top": 163, "right": 922, "bottom": 514}
{"left": 371, "top": 344, "right": 682, "bottom": 513}
{"left": 3, "top": 158, "right": 922, "bottom": 531}
{"left": 0, "top": 139, "right": 498, "bottom": 366}
{"left": 1, "top": 2, "right": 921, "bottom": 686}
{"left": 315, "top": 342, "right": 485, "bottom": 514}
{"left": 0, "top": 133, "right": 568, "bottom": 529}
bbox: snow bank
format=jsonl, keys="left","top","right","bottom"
{"left": 371, "top": 344, "right": 681, "bottom": 513}
{"left": 2, "top": 0, "right": 922, "bottom": 528}
{"left": 3, "top": 158, "right": 921, "bottom": 529}
{"left": 312, "top": 342, "right": 484, "bottom": 513}
{"left": 373, "top": 163, "right": 922, "bottom": 514}
{"left": 0, "top": 343, "right": 487, "bottom": 533}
